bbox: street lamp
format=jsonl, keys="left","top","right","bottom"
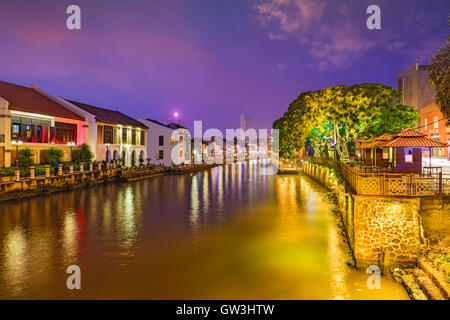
{"left": 68, "top": 141, "right": 75, "bottom": 165}
{"left": 11, "top": 140, "right": 22, "bottom": 170}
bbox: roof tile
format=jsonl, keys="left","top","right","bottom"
{"left": 0, "top": 80, "right": 84, "bottom": 121}
{"left": 67, "top": 99, "right": 147, "bottom": 129}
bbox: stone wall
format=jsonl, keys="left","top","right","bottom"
{"left": 302, "top": 160, "right": 430, "bottom": 268}
{"left": 302, "top": 161, "right": 331, "bottom": 188}
{"left": 420, "top": 198, "right": 450, "bottom": 246}
{"left": 352, "top": 196, "right": 424, "bottom": 268}
{"left": 0, "top": 166, "right": 162, "bottom": 202}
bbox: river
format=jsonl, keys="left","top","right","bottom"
{"left": 0, "top": 160, "right": 408, "bottom": 299}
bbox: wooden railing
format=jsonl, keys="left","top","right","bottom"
{"left": 340, "top": 163, "right": 449, "bottom": 197}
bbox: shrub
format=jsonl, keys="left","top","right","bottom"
{"left": 19, "top": 148, "right": 35, "bottom": 176}
{"left": 73, "top": 143, "right": 93, "bottom": 166}
{"left": 0, "top": 167, "right": 16, "bottom": 177}
{"left": 46, "top": 147, "right": 63, "bottom": 166}
{"left": 35, "top": 165, "right": 47, "bottom": 176}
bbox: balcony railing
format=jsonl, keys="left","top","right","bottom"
{"left": 340, "top": 163, "right": 450, "bottom": 197}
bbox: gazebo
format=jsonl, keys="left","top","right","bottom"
{"left": 358, "top": 128, "right": 448, "bottom": 174}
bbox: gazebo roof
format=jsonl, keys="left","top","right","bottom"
{"left": 374, "top": 133, "right": 393, "bottom": 140}
{"left": 381, "top": 137, "right": 448, "bottom": 148}
{"left": 357, "top": 128, "right": 448, "bottom": 149}
{"left": 357, "top": 134, "right": 392, "bottom": 149}
{"left": 392, "top": 128, "right": 426, "bottom": 138}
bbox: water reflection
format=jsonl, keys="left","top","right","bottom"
{"left": 62, "top": 209, "right": 77, "bottom": 264}
{"left": 3, "top": 227, "right": 27, "bottom": 294}
{"left": 0, "top": 161, "right": 408, "bottom": 299}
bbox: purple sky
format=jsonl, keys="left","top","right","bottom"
{"left": 0, "top": 0, "right": 448, "bottom": 132}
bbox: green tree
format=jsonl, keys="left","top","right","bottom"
{"left": 46, "top": 147, "right": 63, "bottom": 166}
{"left": 273, "top": 83, "right": 420, "bottom": 163}
{"left": 73, "top": 143, "right": 94, "bottom": 166}
{"left": 18, "top": 148, "right": 34, "bottom": 176}
{"left": 428, "top": 24, "right": 450, "bottom": 125}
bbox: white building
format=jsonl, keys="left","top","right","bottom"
{"left": 137, "top": 118, "right": 178, "bottom": 167}
{"left": 58, "top": 98, "right": 147, "bottom": 167}
{"left": 0, "top": 80, "right": 87, "bottom": 167}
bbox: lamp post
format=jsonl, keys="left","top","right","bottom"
{"left": 68, "top": 141, "right": 75, "bottom": 165}
{"left": 11, "top": 140, "right": 22, "bottom": 170}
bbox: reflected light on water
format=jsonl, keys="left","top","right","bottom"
{"left": 3, "top": 227, "right": 27, "bottom": 294}
{"left": 327, "top": 218, "right": 349, "bottom": 300}
{"left": 62, "top": 209, "right": 78, "bottom": 263}
{"left": 203, "top": 171, "right": 209, "bottom": 215}
{"left": 0, "top": 161, "right": 409, "bottom": 299}
{"left": 190, "top": 175, "right": 200, "bottom": 232}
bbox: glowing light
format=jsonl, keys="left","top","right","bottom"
{"left": 173, "top": 112, "right": 179, "bottom": 118}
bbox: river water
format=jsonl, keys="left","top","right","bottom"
{"left": 0, "top": 160, "right": 408, "bottom": 299}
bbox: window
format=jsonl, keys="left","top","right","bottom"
{"left": 140, "top": 130, "right": 145, "bottom": 146}
{"left": 405, "top": 147, "right": 413, "bottom": 163}
{"left": 103, "top": 125, "right": 113, "bottom": 144}
{"left": 434, "top": 116, "right": 439, "bottom": 129}
{"left": 55, "top": 122, "right": 77, "bottom": 144}
{"left": 113, "top": 127, "right": 119, "bottom": 144}
{"left": 37, "top": 126, "right": 42, "bottom": 142}
{"left": 158, "top": 150, "right": 164, "bottom": 160}
{"left": 424, "top": 118, "right": 428, "bottom": 130}
{"left": 97, "top": 125, "right": 103, "bottom": 144}
{"left": 26, "top": 125, "right": 31, "bottom": 141}
{"left": 122, "top": 128, "right": 128, "bottom": 144}
{"left": 12, "top": 124, "right": 20, "bottom": 139}
{"left": 169, "top": 137, "right": 176, "bottom": 145}
{"left": 11, "top": 116, "right": 51, "bottom": 143}
{"left": 159, "top": 135, "right": 164, "bottom": 146}
{"left": 131, "top": 129, "right": 136, "bottom": 145}
{"left": 382, "top": 149, "right": 388, "bottom": 159}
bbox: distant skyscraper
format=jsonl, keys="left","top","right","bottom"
{"left": 397, "top": 60, "right": 435, "bottom": 111}
{"left": 240, "top": 114, "right": 255, "bottom": 131}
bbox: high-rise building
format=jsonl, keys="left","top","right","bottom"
{"left": 397, "top": 60, "right": 435, "bottom": 111}
{"left": 240, "top": 114, "right": 255, "bottom": 132}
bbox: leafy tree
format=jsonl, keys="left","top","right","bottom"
{"left": 73, "top": 143, "right": 94, "bottom": 166}
{"left": 428, "top": 24, "right": 450, "bottom": 125}
{"left": 46, "top": 147, "right": 63, "bottom": 166}
{"left": 273, "top": 83, "right": 420, "bottom": 162}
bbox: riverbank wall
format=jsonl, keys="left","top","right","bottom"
{"left": 302, "top": 161, "right": 448, "bottom": 269}
{"left": 0, "top": 163, "right": 218, "bottom": 203}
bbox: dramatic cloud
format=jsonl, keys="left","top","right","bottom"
{"left": 254, "top": 0, "right": 379, "bottom": 70}
{"left": 253, "top": 0, "right": 448, "bottom": 71}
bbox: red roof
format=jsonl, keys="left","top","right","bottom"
{"left": 67, "top": 99, "right": 147, "bottom": 129}
{"left": 359, "top": 128, "right": 448, "bottom": 149}
{"left": 374, "top": 133, "right": 393, "bottom": 141}
{"left": 382, "top": 137, "right": 448, "bottom": 148}
{"left": 393, "top": 128, "right": 426, "bottom": 137}
{"left": 0, "top": 80, "right": 84, "bottom": 120}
